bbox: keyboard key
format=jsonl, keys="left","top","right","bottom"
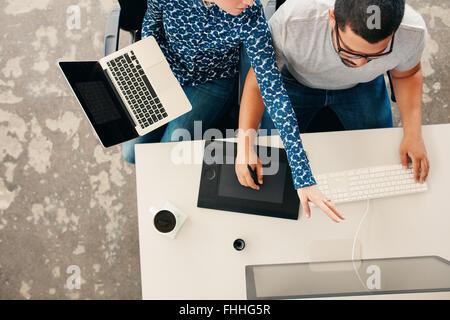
{"left": 141, "top": 75, "right": 157, "bottom": 98}
{"left": 109, "top": 52, "right": 164, "bottom": 127}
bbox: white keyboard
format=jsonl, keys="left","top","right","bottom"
{"left": 314, "top": 164, "right": 428, "bottom": 204}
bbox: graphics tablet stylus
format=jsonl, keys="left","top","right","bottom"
{"left": 247, "top": 164, "right": 261, "bottom": 186}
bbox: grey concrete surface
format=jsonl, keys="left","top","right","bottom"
{"left": 0, "top": 0, "right": 448, "bottom": 299}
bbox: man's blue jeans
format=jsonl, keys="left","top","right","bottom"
{"left": 260, "top": 67, "right": 393, "bottom": 133}
{"left": 122, "top": 75, "right": 238, "bottom": 164}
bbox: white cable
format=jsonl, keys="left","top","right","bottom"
{"left": 352, "top": 199, "right": 371, "bottom": 291}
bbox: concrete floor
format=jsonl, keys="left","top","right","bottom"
{"left": 0, "top": 0, "right": 448, "bottom": 299}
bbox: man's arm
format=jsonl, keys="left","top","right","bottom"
{"left": 236, "top": 64, "right": 284, "bottom": 189}
{"left": 235, "top": 66, "right": 266, "bottom": 189}
{"left": 390, "top": 62, "right": 429, "bottom": 183}
{"left": 238, "top": 66, "right": 265, "bottom": 135}
{"left": 237, "top": 65, "right": 280, "bottom": 151}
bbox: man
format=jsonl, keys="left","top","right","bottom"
{"left": 235, "top": 0, "right": 430, "bottom": 221}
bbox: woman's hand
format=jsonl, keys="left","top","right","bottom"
{"left": 235, "top": 138, "right": 345, "bottom": 223}
{"left": 297, "top": 185, "right": 345, "bottom": 223}
{"left": 235, "top": 148, "right": 263, "bottom": 190}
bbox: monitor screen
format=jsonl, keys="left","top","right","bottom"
{"left": 246, "top": 256, "right": 450, "bottom": 299}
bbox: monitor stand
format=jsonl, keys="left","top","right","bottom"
{"left": 308, "top": 239, "right": 362, "bottom": 271}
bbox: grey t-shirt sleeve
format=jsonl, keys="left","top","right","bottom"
{"left": 395, "top": 22, "right": 428, "bottom": 71}
{"left": 268, "top": 14, "right": 287, "bottom": 68}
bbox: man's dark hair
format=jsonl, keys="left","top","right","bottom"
{"left": 334, "top": 0, "right": 405, "bottom": 43}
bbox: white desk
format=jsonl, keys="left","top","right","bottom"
{"left": 135, "top": 124, "right": 450, "bottom": 300}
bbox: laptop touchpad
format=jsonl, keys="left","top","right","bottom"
{"left": 145, "top": 63, "right": 176, "bottom": 94}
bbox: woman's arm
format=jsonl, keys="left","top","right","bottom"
{"left": 238, "top": 4, "right": 344, "bottom": 222}
{"left": 240, "top": 4, "right": 316, "bottom": 190}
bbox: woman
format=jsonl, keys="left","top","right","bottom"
{"left": 123, "top": 0, "right": 343, "bottom": 222}
{"left": 122, "top": 0, "right": 252, "bottom": 164}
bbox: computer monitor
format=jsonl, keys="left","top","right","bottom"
{"left": 246, "top": 256, "right": 450, "bottom": 299}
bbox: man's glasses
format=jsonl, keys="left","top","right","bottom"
{"left": 334, "top": 24, "right": 395, "bottom": 65}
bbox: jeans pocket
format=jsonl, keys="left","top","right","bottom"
{"left": 194, "top": 77, "right": 237, "bottom": 100}
{"left": 280, "top": 68, "right": 298, "bottom": 84}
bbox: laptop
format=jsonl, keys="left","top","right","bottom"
{"left": 58, "top": 36, "right": 192, "bottom": 148}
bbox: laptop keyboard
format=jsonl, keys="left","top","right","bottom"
{"left": 107, "top": 51, "right": 168, "bottom": 129}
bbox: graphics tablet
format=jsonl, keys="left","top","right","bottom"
{"left": 197, "top": 140, "right": 300, "bottom": 220}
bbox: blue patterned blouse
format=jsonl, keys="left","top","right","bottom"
{"left": 142, "top": 0, "right": 316, "bottom": 189}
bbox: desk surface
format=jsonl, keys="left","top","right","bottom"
{"left": 135, "top": 124, "right": 450, "bottom": 300}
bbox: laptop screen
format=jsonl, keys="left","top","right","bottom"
{"left": 59, "top": 61, "right": 137, "bottom": 147}
{"left": 61, "top": 62, "right": 122, "bottom": 123}
{"left": 246, "top": 256, "right": 450, "bottom": 299}
{"left": 74, "top": 81, "right": 121, "bottom": 125}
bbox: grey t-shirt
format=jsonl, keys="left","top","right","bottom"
{"left": 269, "top": 0, "right": 428, "bottom": 90}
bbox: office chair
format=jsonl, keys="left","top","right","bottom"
{"left": 104, "top": 0, "right": 146, "bottom": 56}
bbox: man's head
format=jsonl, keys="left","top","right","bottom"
{"left": 329, "top": 0, "right": 405, "bottom": 67}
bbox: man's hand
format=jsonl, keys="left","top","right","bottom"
{"left": 297, "top": 185, "right": 345, "bottom": 223}
{"left": 235, "top": 149, "right": 263, "bottom": 190}
{"left": 399, "top": 134, "right": 429, "bottom": 183}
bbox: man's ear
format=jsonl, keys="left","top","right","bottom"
{"left": 328, "top": 9, "right": 336, "bottom": 28}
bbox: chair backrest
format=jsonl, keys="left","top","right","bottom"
{"left": 118, "top": 0, "right": 148, "bottom": 32}
{"left": 276, "top": 0, "right": 286, "bottom": 10}
{"left": 117, "top": 0, "right": 286, "bottom": 32}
